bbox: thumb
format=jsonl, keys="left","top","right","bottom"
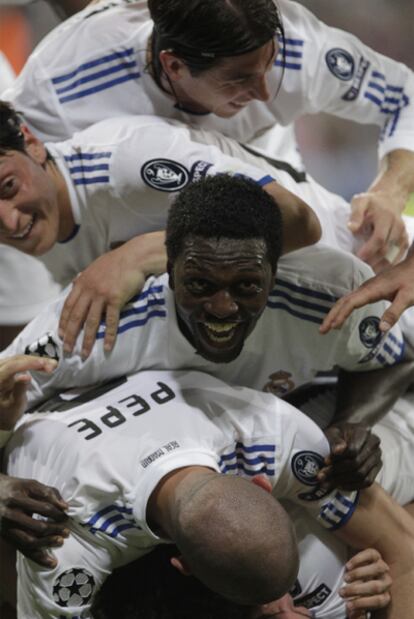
{"left": 349, "top": 195, "right": 369, "bottom": 233}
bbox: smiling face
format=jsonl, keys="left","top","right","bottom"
{"left": 170, "top": 236, "right": 275, "bottom": 363}
{"left": 161, "top": 39, "right": 278, "bottom": 118}
{"left": 0, "top": 143, "right": 61, "bottom": 256}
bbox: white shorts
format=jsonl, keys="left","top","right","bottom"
{"left": 0, "top": 247, "right": 61, "bottom": 325}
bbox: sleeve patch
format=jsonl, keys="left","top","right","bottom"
{"left": 291, "top": 450, "right": 325, "bottom": 486}
{"left": 325, "top": 48, "right": 355, "bottom": 81}
{"left": 358, "top": 316, "right": 382, "bottom": 348}
{"left": 141, "top": 159, "right": 190, "bottom": 191}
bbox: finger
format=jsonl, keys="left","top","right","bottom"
{"left": 2, "top": 508, "right": 70, "bottom": 535}
{"left": 319, "top": 290, "right": 373, "bottom": 333}
{"left": 379, "top": 291, "right": 413, "bottom": 330}
{"left": 103, "top": 304, "right": 121, "bottom": 353}
{"left": 0, "top": 356, "right": 58, "bottom": 381}
{"left": 81, "top": 298, "right": 105, "bottom": 360}
{"left": 58, "top": 283, "right": 83, "bottom": 338}
{"left": 346, "top": 591, "right": 391, "bottom": 612}
{"left": 28, "top": 481, "right": 69, "bottom": 512}
{"left": 356, "top": 224, "right": 390, "bottom": 265}
{"left": 345, "top": 562, "right": 390, "bottom": 583}
{"left": 348, "top": 196, "right": 369, "bottom": 233}
{"left": 61, "top": 293, "right": 92, "bottom": 354}
{"left": 346, "top": 548, "right": 382, "bottom": 570}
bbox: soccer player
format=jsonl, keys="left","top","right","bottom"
{"left": 2, "top": 368, "right": 412, "bottom": 618}
{"left": 0, "top": 174, "right": 409, "bottom": 573}
{"left": 4, "top": 0, "right": 414, "bottom": 268}
{"left": 0, "top": 100, "right": 321, "bottom": 357}
{"left": 0, "top": 57, "right": 61, "bottom": 351}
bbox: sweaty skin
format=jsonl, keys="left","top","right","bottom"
{"left": 170, "top": 236, "right": 274, "bottom": 363}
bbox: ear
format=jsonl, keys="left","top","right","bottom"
{"left": 159, "top": 50, "right": 190, "bottom": 82}
{"left": 170, "top": 554, "right": 192, "bottom": 576}
{"left": 21, "top": 125, "right": 48, "bottom": 165}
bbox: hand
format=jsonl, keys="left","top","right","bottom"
{"left": 349, "top": 190, "right": 408, "bottom": 272}
{"left": 0, "top": 474, "right": 69, "bottom": 568}
{"left": 58, "top": 246, "right": 147, "bottom": 359}
{"left": 0, "top": 355, "right": 57, "bottom": 430}
{"left": 251, "top": 593, "right": 311, "bottom": 618}
{"left": 319, "top": 252, "right": 414, "bottom": 334}
{"left": 318, "top": 423, "right": 382, "bottom": 491}
{"left": 58, "top": 231, "right": 167, "bottom": 359}
{"left": 340, "top": 548, "right": 392, "bottom": 618}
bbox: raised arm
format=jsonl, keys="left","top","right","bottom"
{"left": 334, "top": 483, "right": 414, "bottom": 619}
{"left": 320, "top": 248, "right": 414, "bottom": 334}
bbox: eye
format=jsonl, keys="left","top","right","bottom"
{"left": 185, "top": 279, "right": 213, "bottom": 295}
{"left": 236, "top": 281, "right": 263, "bottom": 296}
{"left": 0, "top": 176, "right": 18, "bottom": 199}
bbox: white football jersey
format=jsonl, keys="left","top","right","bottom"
{"left": 6, "top": 369, "right": 357, "bottom": 618}
{"left": 4, "top": 0, "right": 413, "bottom": 168}
{"left": 40, "top": 115, "right": 277, "bottom": 286}
{"left": 3, "top": 245, "right": 405, "bottom": 414}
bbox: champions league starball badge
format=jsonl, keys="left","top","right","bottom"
{"left": 53, "top": 568, "right": 95, "bottom": 608}
{"left": 24, "top": 332, "right": 60, "bottom": 362}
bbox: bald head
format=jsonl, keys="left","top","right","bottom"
{"left": 154, "top": 468, "right": 298, "bottom": 606}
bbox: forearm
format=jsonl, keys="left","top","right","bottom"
{"left": 336, "top": 485, "right": 414, "bottom": 619}
{"left": 335, "top": 364, "right": 414, "bottom": 425}
{"left": 368, "top": 149, "right": 414, "bottom": 209}
{"left": 264, "top": 183, "right": 322, "bottom": 254}
{"left": 119, "top": 230, "right": 167, "bottom": 277}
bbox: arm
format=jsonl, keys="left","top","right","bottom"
{"left": 349, "top": 150, "right": 414, "bottom": 270}
{"left": 334, "top": 483, "right": 414, "bottom": 619}
{"left": 320, "top": 247, "right": 414, "bottom": 334}
{"left": 58, "top": 230, "right": 167, "bottom": 358}
{"left": 263, "top": 181, "right": 322, "bottom": 254}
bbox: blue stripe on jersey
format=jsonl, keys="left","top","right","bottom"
{"left": 271, "top": 279, "right": 338, "bottom": 303}
{"left": 219, "top": 442, "right": 276, "bottom": 476}
{"left": 364, "top": 70, "right": 410, "bottom": 138}
{"left": 55, "top": 60, "right": 138, "bottom": 95}
{"left": 266, "top": 279, "right": 337, "bottom": 324}
{"left": 51, "top": 48, "right": 135, "bottom": 84}
{"left": 256, "top": 175, "right": 274, "bottom": 187}
{"left": 275, "top": 36, "right": 304, "bottom": 70}
{"left": 64, "top": 152, "right": 112, "bottom": 161}
{"left": 96, "top": 285, "right": 166, "bottom": 339}
{"left": 388, "top": 331, "right": 404, "bottom": 350}
{"left": 85, "top": 503, "right": 141, "bottom": 539}
{"left": 65, "top": 151, "right": 112, "bottom": 186}
{"left": 59, "top": 72, "right": 141, "bottom": 104}
{"left": 268, "top": 289, "right": 333, "bottom": 315}
{"left": 266, "top": 302, "right": 323, "bottom": 325}
{"left": 319, "top": 491, "right": 359, "bottom": 530}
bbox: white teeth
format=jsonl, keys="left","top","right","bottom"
{"left": 205, "top": 322, "right": 236, "bottom": 334}
{"left": 204, "top": 322, "right": 237, "bottom": 343}
{"left": 10, "top": 216, "right": 34, "bottom": 240}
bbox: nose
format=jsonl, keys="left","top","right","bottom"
{"left": 250, "top": 74, "right": 270, "bottom": 102}
{"left": 204, "top": 289, "right": 239, "bottom": 319}
{"left": 0, "top": 202, "right": 19, "bottom": 234}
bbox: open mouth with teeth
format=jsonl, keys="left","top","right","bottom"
{"left": 9, "top": 214, "right": 36, "bottom": 240}
{"left": 201, "top": 321, "right": 241, "bottom": 345}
